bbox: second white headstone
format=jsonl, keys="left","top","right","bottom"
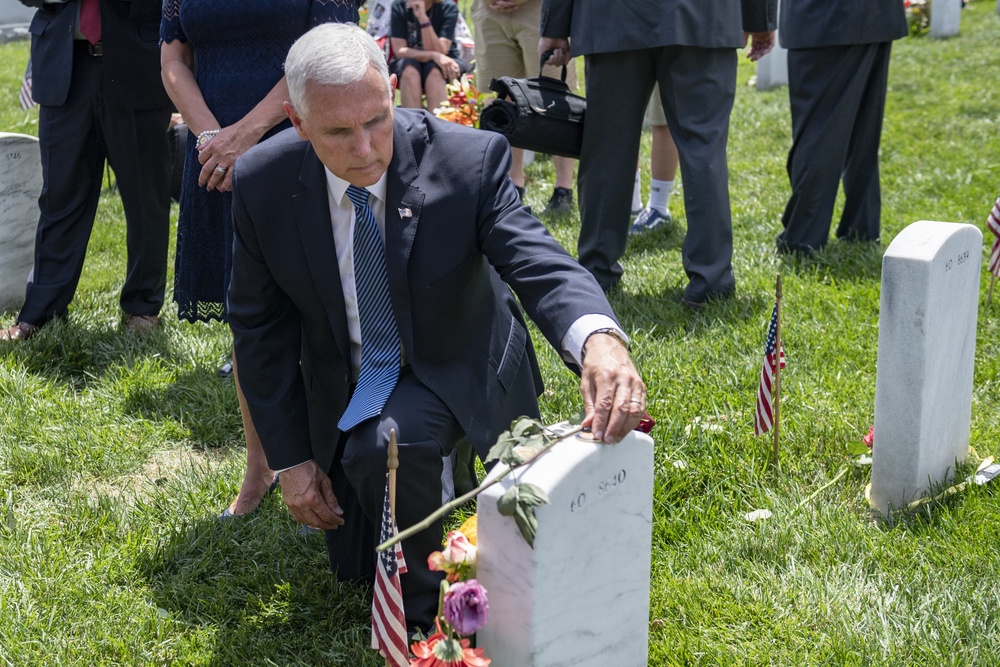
{"left": 870, "top": 220, "right": 982, "bottom": 515}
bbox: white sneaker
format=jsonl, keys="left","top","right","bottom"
{"left": 629, "top": 207, "right": 672, "bottom": 235}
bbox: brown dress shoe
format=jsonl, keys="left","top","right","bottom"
{"left": 123, "top": 314, "right": 160, "bottom": 335}
{"left": 0, "top": 321, "right": 41, "bottom": 342}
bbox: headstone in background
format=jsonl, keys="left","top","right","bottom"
{"left": 0, "top": 1, "right": 34, "bottom": 43}
{"left": 0, "top": 133, "right": 41, "bottom": 314}
{"left": 756, "top": 0, "right": 787, "bottom": 91}
{"left": 931, "top": 0, "right": 961, "bottom": 38}
{"left": 870, "top": 221, "right": 982, "bottom": 515}
{"left": 477, "top": 428, "right": 654, "bottom": 666}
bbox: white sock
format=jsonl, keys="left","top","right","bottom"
{"left": 631, "top": 168, "right": 642, "bottom": 214}
{"left": 648, "top": 179, "right": 673, "bottom": 214}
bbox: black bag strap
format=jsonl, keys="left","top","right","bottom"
{"left": 539, "top": 49, "right": 568, "bottom": 83}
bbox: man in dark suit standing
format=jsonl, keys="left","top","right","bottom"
{"left": 1, "top": 0, "right": 172, "bottom": 341}
{"left": 777, "top": 0, "right": 908, "bottom": 254}
{"left": 540, "top": 0, "right": 776, "bottom": 304}
{"left": 229, "top": 23, "right": 646, "bottom": 630}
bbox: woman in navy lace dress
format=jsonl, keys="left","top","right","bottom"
{"left": 161, "top": 0, "right": 361, "bottom": 517}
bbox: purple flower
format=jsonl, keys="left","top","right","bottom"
{"left": 443, "top": 580, "right": 489, "bottom": 636}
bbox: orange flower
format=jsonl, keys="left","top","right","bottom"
{"left": 409, "top": 631, "right": 491, "bottom": 667}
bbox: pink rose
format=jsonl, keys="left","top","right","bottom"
{"left": 442, "top": 531, "right": 477, "bottom": 566}
{"left": 443, "top": 580, "right": 489, "bottom": 636}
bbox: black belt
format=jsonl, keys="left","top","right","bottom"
{"left": 74, "top": 40, "right": 103, "bottom": 57}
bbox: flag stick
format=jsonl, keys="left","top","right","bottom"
{"left": 988, "top": 275, "right": 995, "bottom": 308}
{"left": 388, "top": 429, "right": 399, "bottom": 525}
{"left": 772, "top": 274, "right": 783, "bottom": 468}
{"left": 386, "top": 429, "right": 399, "bottom": 667}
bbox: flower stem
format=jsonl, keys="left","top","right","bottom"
{"left": 376, "top": 425, "right": 583, "bottom": 552}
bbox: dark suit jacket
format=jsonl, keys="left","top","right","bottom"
{"left": 229, "top": 109, "right": 617, "bottom": 472}
{"left": 23, "top": 0, "right": 169, "bottom": 108}
{"left": 780, "top": 0, "right": 907, "bottom": 49}
{"left": 540, "top": 0, "right": 777, "bottom": 54}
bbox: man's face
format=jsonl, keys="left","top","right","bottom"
{"left": 287, "top": 68, "right": 396, "bottom": 187}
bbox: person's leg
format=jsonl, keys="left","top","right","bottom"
{"left": 631, "top": 83, "right": 678, "bottom": 233}
{"left": 223, "top": 348, "right": 277, "bottom": 517}
{"left": 650, "top": 124, "right": 679, "bottom": 184}
{"left": 553, "top": 156, "right": 575, "bottom": 191}
{"left": 334, "top": 368, "right": 464, "bottom": 632}
{"left": 509, "top": 147, "right": 526, "bottom": 190}
{"left": 657, "top": 46, "right": 737, "bottom": 303}
{"left": 102, "top": 101, "right": 172, "bottom": 318}
{"left": 578, "top": 50, "right": 655, "bottom": 291}
{"left": 837, "top": 42, "right": 892, "bottom": 244}
{"left": 779, "top": 45, "right": 860, "bottom": 254}
{"left": 472, "top": 1, "right": 525, "bottom": 193}
{"left": 18, "top": 54, "right": 105, "bottom": 327}
{"left": 396, "top": 60, "right": 425, "bottom": 109}
{"left": 423, "top": 65, "right": 448, "bottom": 111}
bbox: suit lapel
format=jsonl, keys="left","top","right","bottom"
{"left": 384, "top": 113, "right": 425, "bottom": 348}
{"left": 294, "top": 143, "right": 351, "bottom": 364}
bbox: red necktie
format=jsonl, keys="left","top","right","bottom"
{"left": 79, "top": 0, "right": 102, "bottom": 45}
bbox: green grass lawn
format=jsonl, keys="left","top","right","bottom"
{"left": 3, "top": 4, "right": 1000, "bottom": 664}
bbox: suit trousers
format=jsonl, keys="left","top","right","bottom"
{"left": 19, "top": 46, "right": 172, "bottom": 326}
{"left": 323, "top": 366, "right": 463, "bottom": 632}
{"left": 577, "top": 46, "right": 736, "bottom": 301}
{"left": 779, "top": 42, "right": 893, "bottom": 253}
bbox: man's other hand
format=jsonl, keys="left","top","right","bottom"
{"left": 579, "top": 333, "right": 646, "bottom": 444}
{"left": 538, "top": 37, "right": 571, "bottom": 67}
{"left": 279, "top": 460, "right": 345, "bottom": 530}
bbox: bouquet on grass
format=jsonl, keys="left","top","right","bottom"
{"left": 432, "top": 76, "right": 492, "bottom": 128}
{"left": 409, "top": 515, "right": 491, "bottom": 666}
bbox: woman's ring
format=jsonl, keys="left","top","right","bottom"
{"left": 215, "top": 165, "right": 228, "bottom": 174}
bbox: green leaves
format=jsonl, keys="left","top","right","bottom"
{"left": 485, "top": 416, "right": 552, "bottom": 466}
{"left": 496, "top": 482, "right": 550, "bottom": 548}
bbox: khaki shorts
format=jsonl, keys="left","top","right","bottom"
{"left": 645, "top": 82, "right": 667, "bottom": 126}
{"left": 471, "top": 0, "right": 578, "bottom": 90}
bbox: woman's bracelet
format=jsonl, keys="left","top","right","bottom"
{"left": 196, "top": 129, "right": 220, "bottom": 149}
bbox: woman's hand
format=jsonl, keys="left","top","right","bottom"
{"left": 196, "top": 124, "right": 260, "bottom": 193}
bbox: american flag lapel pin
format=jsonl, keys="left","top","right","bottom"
{"left": 398, "top": 206, "right": 412, "bottom": 220}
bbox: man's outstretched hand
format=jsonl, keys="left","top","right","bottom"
{"left": 279, "top": 460, "right": 345, "bottom": 530}
{"left": 579, "top": 333, "right": 646, "bottom": 444}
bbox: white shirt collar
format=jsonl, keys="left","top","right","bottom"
{"left": 324, "top": 167, "right": 389, "bottom": 208}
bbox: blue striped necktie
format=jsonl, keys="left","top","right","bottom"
{"left": 337, "top": 185, "right": 401, "bottom": 431}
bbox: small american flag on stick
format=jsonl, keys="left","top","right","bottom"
{"left": 987, "top": 196, "right": 1000, "bottom": 278}
{"left": 19, "top": 59, "right": 36, "bottom": 111}
{"left": 371, "top": 431, "right": 409, "bottom": 667}
{"left": 754, "top": 301, "right": 786, "bottom": 437}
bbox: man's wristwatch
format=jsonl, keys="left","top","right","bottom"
{"left": 582, "top": 328, "right": 629, "bottom": 360}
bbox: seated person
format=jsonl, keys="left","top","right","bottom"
{"left": 389, "top": 0, "right": 468, "bottom": 110}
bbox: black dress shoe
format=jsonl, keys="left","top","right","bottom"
{"left": 123, "top": 314, "right": 159, "bottom": 335}
{"left": 0, "top": 321, "right": 41, "bottom": 342}
{"left": 682, "top": 284, "right": 735, "bottom": 309}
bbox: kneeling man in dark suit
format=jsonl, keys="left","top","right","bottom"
{"left": 229, "top": 23, "right": 646, "bottom": 631}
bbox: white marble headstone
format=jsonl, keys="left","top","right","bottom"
{"left": 0, "top": 133, "right": 41, "bottom": 314}
{"left": 931, "top": 0, "right": 961, "bottom": 38}
{"left": 477, "top": 428, "right": 654, "bottom": 666}
{"left": 870, "top": 221, "right": 982, "bottom": 515}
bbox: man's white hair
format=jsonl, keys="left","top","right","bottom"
{"left": 285, "top": 23, "right": 391, "bottom": 119}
